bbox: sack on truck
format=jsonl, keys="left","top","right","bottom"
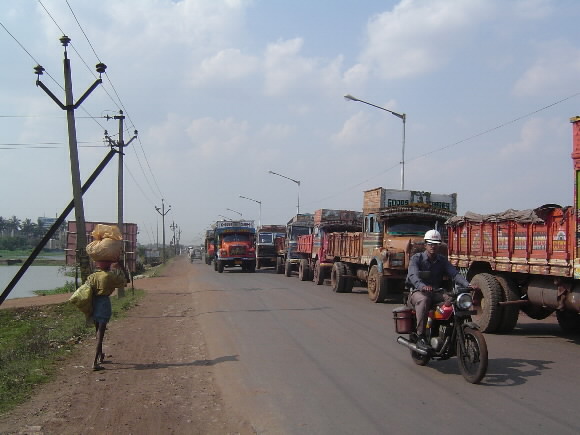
{"left": 86, "top": 224, "right": 123, "bottom": 261}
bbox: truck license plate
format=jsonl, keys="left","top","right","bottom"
{"left": 235, "top": 260, "right": 242, "bottom": 265}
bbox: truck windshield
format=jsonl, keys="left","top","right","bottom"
{"left": 222, "top": 233, "right": 251, "bottom": 242}
{"left": 290, "top": 226, "right": 310, "bottom": 240}
{"left": 258, "top": 233, "right": 273, "bottom": 244}
{"left": 387, "top": 222, "right": 433, "bottom": 236}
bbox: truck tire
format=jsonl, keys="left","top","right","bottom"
{"left": 556, "top": 311, "right": 580, "bottom": 334}
{"left": 217, "top": 260, "right": 224, "bottom": 273}
{"left": 367, "top": 265, "right": 387, "bottom": 303}
{"left": 285, "top": 260, "right": 292, "bottom": 277}
{"left": 276, "top": 257, "right": 284, "bottom": 274}
{"left": 494, "top": 274, "right": 520, "bottom": 334}
{"left": 470, "top": 273, "right": 503, "bottom": 333}
{"left": 331, "top": 262, "right": 347, "bottom": 293}
{"left": 298, "top": 259, "right": 310, "bottom": 281}
{"left": 343, "top": 263, "right": 354, "bottom": 293}
{"left": 213, "top": 258, "right": 218, "bottom": 271}
{"left": 256, "top": 259, "right": 261, "bottom": 270}
{"left": 314, "top": 261, "right": 325, "bottom": 285}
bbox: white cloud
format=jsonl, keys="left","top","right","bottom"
{"left": 359, "top": 0, "right": 492, "bottom": 79}
{"left": 192, "top": 48, "right": 259, "bottom": 85}
{"left": 513, "top": 40, "right": 580, "bottom": 97}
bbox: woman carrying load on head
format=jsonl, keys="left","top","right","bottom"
{"left": 88, "top": 259, "right": 129, "bottom": 370}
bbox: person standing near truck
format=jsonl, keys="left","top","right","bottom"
{"left": 406, "top": 230, "right": 472, "bottom": 349}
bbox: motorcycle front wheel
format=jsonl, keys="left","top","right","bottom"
{"left": 457, "top": 327, "right": 488, "bottom": 384}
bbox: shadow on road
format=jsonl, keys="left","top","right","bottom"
{"left": 107, "top": 354, "right": 240, "bottom": 371}
{"left": 429, "top": 357, "right": 554, "bottom": 386}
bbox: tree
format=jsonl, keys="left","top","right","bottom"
{"left": 20, "top": 218, "right": 37, "bottom": 240}
{"left": 7, "top": 216, "right": 21, "bottom": 237}
{"left": 0, "top": 216, "right": 5, "bottom": 237}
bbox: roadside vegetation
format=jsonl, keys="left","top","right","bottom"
{"left": 0, "top": 289, "right": 144, "bottom": 415}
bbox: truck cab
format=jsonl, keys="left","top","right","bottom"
{"left": 213, "top": 220, "right": 256, "bottom": 273}
{"left": 283, "top": 214, "right": 314, "bottom": 276}
{"left": 256, "top": 225, "right": 286, "bottom": 269}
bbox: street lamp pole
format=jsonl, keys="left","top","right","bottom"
{"left": 239, "top": 195, "right": 262, "bottom": 228}
{"left": 268, "top": 170, "right": 301, "bottom": 215}
{"left": 344, "top": 94, "right": 407, "bottom": 190}
{"left": 226, "top": 208, "right": 242, "bottom": 218}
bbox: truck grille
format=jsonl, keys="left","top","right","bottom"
{"left": 229, "top": 246, "right": 246, "bottom": 256}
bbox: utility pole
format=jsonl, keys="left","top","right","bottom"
{"left": 155, "top": 199, "right": 171, "bottom": 263}
{"left": 105, "top": 111, "right": 137, "bottom": 297}
{"left": 34, "top": 35, "right": 106, "bottom": 282}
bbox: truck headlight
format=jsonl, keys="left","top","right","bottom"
{"left": 456, "top": 293, "right": 473, "bottom": 310}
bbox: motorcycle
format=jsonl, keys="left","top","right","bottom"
{"left": 393, "top": 286, "right": 488, "bottom": 384}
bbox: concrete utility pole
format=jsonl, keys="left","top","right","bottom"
{"left": 105, "top": 111, "right": 137, "bottom": 297}
{"left": 35, "top": 35, "right": 106, "bottom": 282}
{"left": 155, "top": 199, "right": 171, "bottom": 263}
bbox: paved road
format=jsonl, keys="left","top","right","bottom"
{"left": 190, "top": 261, "right": 579, "bottom": 435}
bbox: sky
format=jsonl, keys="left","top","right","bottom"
{"left": 1, "top": 0, "right": 580, "bottom": 246}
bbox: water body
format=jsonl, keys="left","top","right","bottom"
{"left": 0, "top": 265, "right": 73, "bottom": 300}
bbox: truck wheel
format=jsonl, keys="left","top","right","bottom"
{"left": 343, "top": 263, "right": 354, "bottom": 293}
{"left": 213, "top": 259, "right": 218, "bottom": 271}
{"left": 276, "top": 257, "right": 284, "bottom": 274}
{"left": 494, "top": 275, "right": 520, "bottom": 334}
{"left": 470, "top": 273, "right": 503, "bottom": 333}
{"left": 367, "top": 265, "right": 387, "bottom": 303}
{"left": 217, "top": 260, "right": 224, "bottom": 273}
{"left": 298, "top": 259, "right": 310, "bottom": 281}
{"left": 556, "top": 311, "right": 580, "bottom": 334}
{"left": 285, "top": 260, "right": 292, "bottom": 277}
{"left": 314, "top": 261, "right": 325, "bottom": 285}
{"left": 331, "top": 262, "right": 347, "bottom": 293}
{"left": 247, "top": 260, "right": 256, "bottom": 273}
{"left": 256, "top": 259, "right": 261, "bottom": 270}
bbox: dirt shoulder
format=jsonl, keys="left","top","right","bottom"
{"left": 0, "top": 257, "right": 253, "bottom": 435}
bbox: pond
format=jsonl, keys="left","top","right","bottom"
{"left": 0, "top": 265, "right": 74, "bottom": 300}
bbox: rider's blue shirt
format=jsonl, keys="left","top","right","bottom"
{"left": 406, "top": 251, "right": 469, "bottom": 291}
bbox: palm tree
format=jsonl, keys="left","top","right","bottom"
{"left": 0, "top": 216, "right": 5, "bottom": 237}
{"left": 7, "top": 216, "right": 21, "bottom": 237}
{"left": 20, "top": 218, "right": 37, "bottom": 240}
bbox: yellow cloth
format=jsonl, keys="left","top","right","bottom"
{"left": 86, "top": 268, "right": 127, "bottom": 297}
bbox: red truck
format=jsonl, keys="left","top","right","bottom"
{"left": 212, "top": 220, "right": 256, "bottom": 273}
{"left": 295, "top": 209, "right": 363, "bottom": 283}
{"left": 204, "top": 229, "right": 215, "bottom": 265}
{"left": 445, "top": 116, "right": 580, "bottom": 334}
{"left": 325, "top": 188, "right": 457, "bottom": 302}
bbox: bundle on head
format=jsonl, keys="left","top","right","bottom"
{"left": 86, "top": 224, "right": 123, "bottom": 261}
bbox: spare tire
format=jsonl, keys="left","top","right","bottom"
{"left": 470, "top": 273, "right": 503, "bottom": 333}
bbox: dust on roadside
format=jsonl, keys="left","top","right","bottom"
{"left": 0, "top": 257, "right": 254, "bottom": 435}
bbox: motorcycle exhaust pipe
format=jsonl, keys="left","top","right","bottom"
{"left": 397, "top": 336, "right": 429, "bottom": 356}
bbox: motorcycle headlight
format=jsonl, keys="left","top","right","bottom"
{"left": 456, "top": 292, "right": 473, "bottom": 310}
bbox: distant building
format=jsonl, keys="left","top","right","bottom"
{"left": 37, "top": 217, "right": 66, "bottom": 250}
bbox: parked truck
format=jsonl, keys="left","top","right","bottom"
{"left": 204, "top": 229, "right": 215, "bottom": 265}
{"left": 444, "top": 116, "right": 580, "bottom": 334}
{"left": 276, "top": 214, "right": 314, "bottom": 276}
{"left": 255, "top": 225, "right": 286, "bottom": 269}
{"left": 326, "top": 188, "right": 457, "bottom": 302}
{"left": 213, "top": 220, "right": 256, "bottom": 273}
{"left": 295, "top": 209, "right": 363, "bottom": 283}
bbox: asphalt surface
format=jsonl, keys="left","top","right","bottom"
{"left": 191, "top": 260, "right": 580, "bottom": 435}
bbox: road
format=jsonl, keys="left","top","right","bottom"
{"left": 192, "top": 260, "right": 579, "bottom": 435}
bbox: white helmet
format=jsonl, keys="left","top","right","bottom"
{"left": 424, "top": 229, "right": 442, "bottom": 244}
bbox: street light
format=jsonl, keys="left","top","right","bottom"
{"left": 239, "top": 195, "right": 262, "bottom": 228}
{"left": 344, "top": 94, "right": 407, "bottom": 190}
{"left": 226, "top": 208, "right": 242, "bottom": 218}
{"left": 268, "top": 170, "right": 301, "bottom": 215}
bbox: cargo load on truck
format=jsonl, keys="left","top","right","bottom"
{"left": 444, "top": 116, "right": 580, "bottom": 335}
{"left": 213, "top": 220, "right": 256, "bottom": 273}
{"left": 325, "top": 188, "right": 457, "bottom": 302}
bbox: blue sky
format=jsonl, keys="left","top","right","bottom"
{"left": 1, "top": 0, "right": 580, "bottom": 245}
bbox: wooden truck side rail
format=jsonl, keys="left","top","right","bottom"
{"left": 447, "top": 206, "right": 574, "bottom": 277}
{"left": 297, "top": 234, "right": 314, "bottom": 254}
{"left": 326, "top": 232, "right": 363, "bottom": 262}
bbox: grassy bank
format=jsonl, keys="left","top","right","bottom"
{"left": 0, "top": 249, "right": 65, "bottom": 266}
{"left": 0, "top": 289, "right": 144, "bottom": 415}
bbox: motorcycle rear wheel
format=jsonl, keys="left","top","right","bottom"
{"left": 457, "top": 327, "right": 488, "bottom": 384}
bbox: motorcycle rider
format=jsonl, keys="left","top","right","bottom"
{"left": 406, "top": 229, "right": 472, "bottom": 349}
